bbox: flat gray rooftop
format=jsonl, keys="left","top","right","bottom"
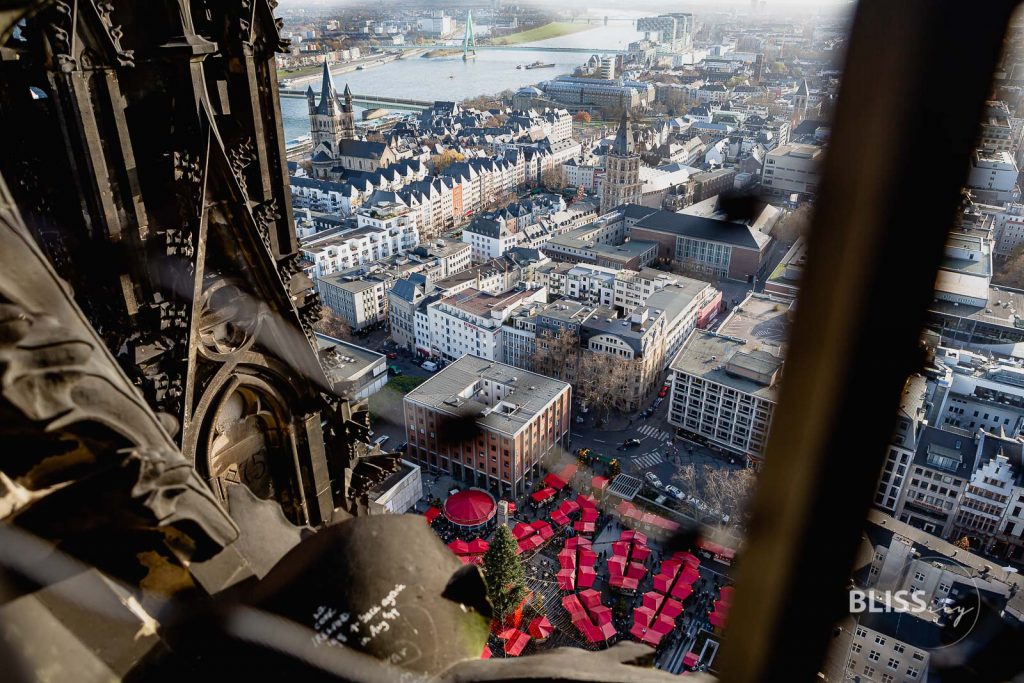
{"left": 669, "top": 293, "right": 791, "bottom": 401}
{"left": 404, "top": 355, "right": 570, "bottom": 437}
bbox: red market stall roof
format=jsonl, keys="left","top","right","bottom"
{"left": 532, "top": 520, "right": 554, "bottom": 539}
{"left": 709, "top": 611, "right": 727, "bottom": 629}
{"left": 481, "top": 645, "right": 492, "bottom": 659}
{"left": 591, "top": 475, "right": 609, "bottom": 491}
{"left": 556, "top": 568, "right": 575, "bottom": 591}
{"left": 682, "top": 652, "right": 700, "bottom": 667}
{"left": 528, "top": 616, "right": 554, "bottom": 640}
{"left": 550, "top": 510, "right": 570, "bottom": 526}
{"left": 424, "top": 507, "right": 441, "bottom": 524}
{"left": 576, "top": 494, "right": 598, "bottom": 508}
{"left": 698, "top": 537, "right": 737, "bottom": 560}
{"left": 468, "top": 538, "right": 489, "bottom": 554}
{"left": 512, "top": 522, "right": 534, "bottom": 540}
{"left": 544, "top": 472, "right": 567, "bottom": 490}
{"left": 530, "top": 487, "right": 556, "bottom": 503}
{"left": 444, "top": 489, "right": 497, "bottom": 527}
{"left": 447, "top": 539, "right": 470, "bottom": 555}
{"left": 503, "top": 629, "right": 531, "bottom": 657}
{"left": 719, "top": 586, "right": 735, "bottom": 604}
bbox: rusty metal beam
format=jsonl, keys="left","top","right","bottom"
{"left": 719, "top": 1, "right": 1018, "bottom": 681}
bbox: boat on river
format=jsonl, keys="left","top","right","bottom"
{"left": 524, "top": 61, "right": 555, "bottom": 70}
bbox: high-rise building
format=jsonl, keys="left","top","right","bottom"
{"left": 306, "top": 60, "right": 356, "bottom": 178}
{"left": 600, "top": 112, "right": 643, "bottom": 214}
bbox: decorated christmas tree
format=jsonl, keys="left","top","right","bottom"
{"left": 482, "top": 524, "right": 527, "bottom": 623}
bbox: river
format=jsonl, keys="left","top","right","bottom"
{"left": 279, "top": 12, "right": 650, "bottom": 142}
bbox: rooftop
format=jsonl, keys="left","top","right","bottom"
{"left": 669, "top": 293, "right": 791, "bottom": 401}
{"left": 404, "top": 355, "right": 570, "bottom": 437}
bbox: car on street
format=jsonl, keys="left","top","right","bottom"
{"left": 388, "top": 364, "right": 402, "bottom": 375}
{"left": 372, "top": 435, "right": 390, "bottom": 447}
{"left": 620, "top": 438, "right": 641, "bottom": 449}
{"left": 645, "top": 472, "right": 664, "bottom": 488}
{"left": 640, "top": 408, "right": 652, "bottom": 419}
{"left": 659, "top": 385, "right": 669, "bottom": 398}
{"left": 653, "top": 397, "right": 663, "bottom": 408}
{"left": 421, "top": 360, "right": 438, "bottom": 372}
{"left": 386, "top": 352, "right": 397, "bottom": 359}
{"left": 665, "top": 485, "right": 685, "bottom": 501}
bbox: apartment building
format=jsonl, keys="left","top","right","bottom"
{"left": 426, "top": 287, "right": 547, "bottom": 363}
{"left": 760, "top": 142, "right": 824, "bottom": 200}
{"left": 302, "top": 201, "right": 419, "bottom": 278}
{"left": 667, "top": 293, "right": 791, "bottom": 467}
{"left": 892, "top": 425, "right": 977, "bottom": 538}
{"left": 403, "top": 355, "right": 571, "bottom": 499}
{"left": 966, "top": 149, "right": 1020, "bottom": 205}
{"left": 318, "top": 271, "right": 390, "bottom": 331}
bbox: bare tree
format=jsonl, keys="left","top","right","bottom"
{"left": 530, "top": 327, "right": 579, "bottom": 380}
{"left": 575, "top": 352, "right": 638, "bottom": 419}
{"left": 314, "top": 309, "right": 352, "bottom": 341}
{"left": 772, "top": 204, "right": 813, "bottom": 243}
{"left": 673, "top": 463, "right": 697, "bottom": 495}
{"left": 541, "top": 166, "right": 567, "bottom": 191}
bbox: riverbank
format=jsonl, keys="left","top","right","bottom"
{"left": 422, "top": 48, "right": 462, "bottom": 58}
{"left": 487, "top": 22, "right": 597, "bottom": 46}
{"left": 279, "top": 53, "right": 400, "bottom": 86}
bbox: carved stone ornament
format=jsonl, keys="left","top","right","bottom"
{"left": 0, "top": 181, "right": 237, "bottom": 560}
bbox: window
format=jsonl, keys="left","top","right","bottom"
{"left": 868, "top": 650, "right": 880, "bottom": 661}
{"left": 863, "top": 665, "right": 875, "bottom": 677}
{"left": 893, "top": 643, "right": 905, "bottom": 654}
{"left": 914, "top": 571, "right": 926, "bottom": 581}
{"left": 881, "top": 675, "right": 894, "bottom": 683}
{"left": 887, "top": 657, "right": 899, "bottom": 670}
{"left": 851, "top": 642, "right": 862, "bottom": 654}
{"left": 874, "top": 636, "right": 886, "bottom": 646}
{"left": 907, "top": 666, "right": 920, "bottom": 678}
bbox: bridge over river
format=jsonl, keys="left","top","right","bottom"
{"left": 277, "top": 91, "right": 432, "bottom": 110}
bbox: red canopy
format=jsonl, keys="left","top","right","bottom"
{"left": 503, "top": 629, "right": 531, "bottom": 657}
{"left": 577, "top": 566, "right": 597, "bottom": 588}
{"left": 550, "top": 510, "right": 570, "bottom": 526}
{"left": 683, "top": 652, "right": 700, "bottom": 667}
{"left": 591, "top": 475, "right": 609, "bottom": 491}
{"left": 468, "top": 538, "right": 490, "bottom": 554}
{"left": 424, "top": 507, "right": 441, "bottom": 523}
{"left": 528, "top": 616, "right": 554, "bottom": 640}
{"left": 530, "top": 487, "right": 556, "bottom": 503}
{"left": 556, "top": 568, "right": 576, "bottom": 591}
{"left": 544, "top": 473, "right": 567, "bottom": 490}
{"left": 447, "top": 539, "right": 470, "bottom": 555}
{"left": 481, "top": 645, "right": 492, "bottom": 659}
{"left": 512, "top": 522, "right": 534, "bottom": 539}
{"left": 709, "top": 611, "right": 727, "bottom": 629}
{"left": 698, "top": 537, "right": 737, "bottom": 560}
{"left": 532, "top": 520, "right": 554, "bottom": 539}
{"left": 444, "top": 489, "right": 497, "bottom": 527}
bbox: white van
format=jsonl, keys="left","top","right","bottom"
{"left": 373, "top": 435, "right": 390, "bottom": 447}
{"left": 421, "top": 360, "right": 438, "bottom": 372}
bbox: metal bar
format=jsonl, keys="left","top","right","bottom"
{"left": 718, "top": 1, "right": 1018, "bottom": 681}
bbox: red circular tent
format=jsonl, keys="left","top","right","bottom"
{"left": 444, "top": 488, "right": 497, "bottom": 529}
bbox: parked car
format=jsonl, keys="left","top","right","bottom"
{"left": 653, "top": 397, "right": 663, "bottom": 408}
{"left": 665, "top": 485, "right": 685, "bottom": 501}
{"left": 645, "top": 472, "right": 664, "bottom": 488}
{"left": 658, "top": 385, "right": 669, "bottom": 398}
{"left": 386, "top": 352, "right": 397, "bottom": 359}
{"left": 421, "top": 360, "right": 438, "bottom": 372}
{"left": 372, "top": 435, "right": 390, "bottom": 447}
{"left": 640, "top": 408, "right": 652, "bottom": 419}
{"left": 622, "top": 438, "right": 641, "bottom": 449}
{"left": 388, "top": 364, "right": 402, "bottom": 375}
